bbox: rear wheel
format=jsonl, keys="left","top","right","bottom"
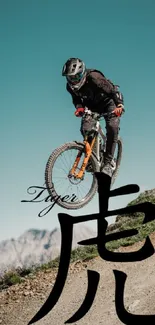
{"left": 45, "top": 141, "right": 99, "bottom": 209}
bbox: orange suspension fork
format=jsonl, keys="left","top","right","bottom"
{"left": 69, "top": 150, "right": 83, "bottom": 175}
{"left": 70, "top": 136, "right": 96, "bottom": 179}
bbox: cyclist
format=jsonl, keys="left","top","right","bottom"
{"left": 62, "top": 57, "right": 125, "bottom": 177}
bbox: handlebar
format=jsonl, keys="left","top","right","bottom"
{"left": 83, "top": 108, "right": 115, "bottom": 119}
{"left": 83, "top": 107, "right": 125, "bottom": 119}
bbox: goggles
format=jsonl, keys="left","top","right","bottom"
{"left": 67, "top": 71, "right": 84, "bottom": 84}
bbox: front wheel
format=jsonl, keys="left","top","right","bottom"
{"left": 45, "top": 141, "right": 99, "bottom": 210}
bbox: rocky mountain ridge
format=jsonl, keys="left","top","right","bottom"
{"left": 0, "top": 224, "right": 96, "bottom": 274}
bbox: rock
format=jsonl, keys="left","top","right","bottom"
{"left": 23, "top": 291, "right": 30, "bottom": 296}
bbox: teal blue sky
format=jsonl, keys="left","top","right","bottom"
{"left": 1, "top": 0, "right": 155, "bottom": 241}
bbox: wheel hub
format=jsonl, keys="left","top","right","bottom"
{"left": 68, "top": 167, "right": 84, "bottom": 184}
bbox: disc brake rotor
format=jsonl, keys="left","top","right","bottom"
{"left": 68, "top": 167, "right": 84, "bottom": 185}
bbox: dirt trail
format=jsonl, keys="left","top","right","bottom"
{"left": 1, "top": 234, "right": 155, "bottom": 325}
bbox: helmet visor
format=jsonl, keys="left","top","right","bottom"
{"left": 67, "top": 71, "right": 84, "bottom": 84}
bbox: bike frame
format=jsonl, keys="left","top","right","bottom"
{"left": 70, "top": 113, "right": 107, "bottom": 179}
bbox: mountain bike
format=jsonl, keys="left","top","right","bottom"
{"left": 45, "top": 108, "right": 123, "bottom": 210}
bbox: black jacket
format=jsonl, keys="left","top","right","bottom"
{"left": 66, "top": 69, "right": 124, "bottom": 114}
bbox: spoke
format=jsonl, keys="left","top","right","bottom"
{"left": 76, "top": 186, "right": 81, "bottom": 200}
{"left": 59, "top": 152, "right": 69, "bottom": 171}
{"left": 52, "top": 176, "right": 67, "bottom": 179}
{"left": 77, "top": 184, "right": 86, "bottom": 199}
{"left": 54, "top": 165, "right": 68, "bottom": 176}
{"left": 53, "top": 179, "right": 65, "bottom": 185}
{"left": 65, "top": 150, "right": 73, "bottom": 169}
{"left": 80, "top": 181, "right": 92, "bottom": 191}
{"left": 59, "top": 184, "right": 73, "bottom": 198}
